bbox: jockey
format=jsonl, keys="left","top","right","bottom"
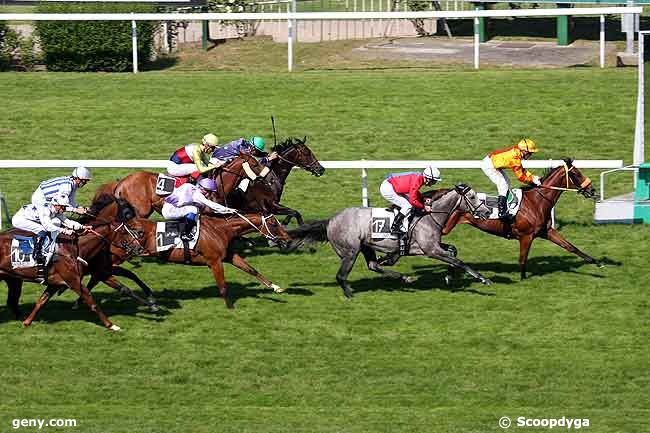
{"left": 210, "top": 136, "right": 279, "bottom": 182}
{"left": 161, "top": 177, "right": 237, "bottom": 240}
{"left": 167, "top": 133, "right": 220, "bottom": 181}
{"left": 31, "top": 167, "right": 92, "bottom": 214}
{"left": 380, "top": 166, "right": 442, "bottom": 235}
{"left": 481, "top": 138, "right": 541, "bottom": 222}
{"left": 12, "top": 193, "right": 90, "bottom": 281}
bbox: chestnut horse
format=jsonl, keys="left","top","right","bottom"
{"left": 0, "top": 203, "right": 147, "bottom": 330}
{"left": 441, "top": 158, "right": 603, "bottom": 280}
{"left": 96, "top": 152, "right": 271, "bottom": 218}
{"left": 77, "top": 195, "right": 292, "bottom": 310}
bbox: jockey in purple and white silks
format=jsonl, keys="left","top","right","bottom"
{"left": 31, "top": 167, "right": 92, "bottom": 214}
{"left": 12, "top": 193, "right": 90, "bottom": 281}
{"left": 161, "top": 178, "right": 236, "bottom": 240}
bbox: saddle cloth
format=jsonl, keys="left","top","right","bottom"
{"left": 10, "top": 233, "right": 59, "bottom": 269}
{"left": 370, "top": 208, "right": 409, "bottom": 239}
{"left": 477, "top": 189, "right": 523, "bottom": 220}
{"left": 155, "top": 220, "right": 200, "bottom": 252}
{"left": 155, "top": 173, "right": 178, "bottom": 196}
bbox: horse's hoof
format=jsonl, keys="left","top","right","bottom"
{"left": 71, "top": 301, "right": 80, "bottom": 310}
{"left": 444, "top": 275, "right": 453, "bottom": 286}
{"left": 271, "top": 284, "right": 285, "bottom": 294}
{"left": 148, "top": 304, "right": 160, "bottom": 313}
{"left": 108, "top": 324, "right": 121, "bottom": 332}
{"left": 596, "top": 261, "right": 605, "bottom": 268}
{"left": 21, "top": 320, "right": 31, "bottom": 328}
{"left": 481, "top": 278, "right": 492, "bottom": 286}
{"left": 403, "top": 276, "right": 418, "bottom": 284}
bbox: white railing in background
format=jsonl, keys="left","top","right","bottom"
{"left": 0, "top": 7, "right": 641, "bottom": 71}
{"left": 0, "top": 159, "right": 623, "bottom": 229}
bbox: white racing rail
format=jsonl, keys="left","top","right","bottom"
{"left": 0, "top": 159, "right": 623, "bottom": 229}
{"left": 0, "top": 7, "right": 642, "bottom": 71}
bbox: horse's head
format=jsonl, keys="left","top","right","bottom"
{"left": 110, "top": 216, "right": 147, "bottom": 257}
{"left": 563, "top": 158, "right": 595, "bottom": 199}
{"left": 273, "top": 137, "right": 325, "bottom": 177}
{"left": 454, "top": 184, "right": 492, "bottom": 219}
{"left": 258, "top": 214, "right": 291, "bottom": 249}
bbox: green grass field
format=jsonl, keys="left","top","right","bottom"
{"left": 0, "top": 70, "right": 649, "bottom": 433}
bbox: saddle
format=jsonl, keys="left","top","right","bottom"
{"left": 155, "top": 220, "right": 200, "bottom": 263}
{"left": 477, "top": 189, "right": 523, "bottom": 220}
{"left": 10, "top": 234, "right": 57, "bottom": 270}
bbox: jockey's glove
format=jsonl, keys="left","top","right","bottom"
{"left": 532, "top": 176, "right": 542, "bottom": 186}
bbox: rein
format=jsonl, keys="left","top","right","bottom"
{"left": 537, "top": 164, "right": 592, "bottom": 194}
{"left": 231, "top": 211, "right": 279, "bottom": 242}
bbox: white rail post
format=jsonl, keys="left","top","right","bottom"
{"left": 600, "top": 15, "right": 605, "bottom": 68}
{"left": 361, "top": 164, "right": 369, "bottom": 207}
{"left": 634, "top": 30, "right": 645, "bottom": 188}
{"left": 473, "top": 15, "right": 479, "bottom": 69}
{"left": 131, "top": 16, "right": 139, "bottom": 74}
{"left": 287, "top": 7, "right": 293, "bottom": 71}
{"left": 163, "top": 21, "right": 170, "bottom": 53}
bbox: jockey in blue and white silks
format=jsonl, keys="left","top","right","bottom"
{"left": 31, "top": 167, "right": 92, "bottom": 214}
{"left": 12, "top": 193, "right": 90, "bottom": 281}
{"left": 210, "top": 136, "right": 279, "bottom": 189}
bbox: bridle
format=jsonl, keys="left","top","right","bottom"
{"left": 537, "top": 163, "right": 593, "bottom": 198}
{"left": 273, "top": 142, "right": 322, "bottom": 175}
{"left": 230, "top": 211, "right": 284, "bottom": 243}
{"left": 88, "top": 221, "right": 145, "bottom": 257}
{"left": 426, "top": 187, "right": 488, "bottom": 228}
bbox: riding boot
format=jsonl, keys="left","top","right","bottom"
{"left": 391, "top": 213, "right": 406, "bottom": 235}
{"left": 33, "top": 233, "right": 48, "bottom": 284}
{"left": 498, "top": 196, "right": 513, "bottom": 238}
{"left": 180, "top": 213, "right": 197, "bottom": 241}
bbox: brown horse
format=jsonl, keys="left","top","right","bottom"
{"left": 77, "top": 195, "right": 292, "bottom": 310}
{"left": 0, "top": 205, "right": 147, "bottom": 330}
{"left": 246, "top": 136, "right": 325, "bottom": 225}
{"left": 441, "top": 158, "right": 603, "bottom": 280}
{"left": 97, "top": 152, "right": 270, "bottom": 218}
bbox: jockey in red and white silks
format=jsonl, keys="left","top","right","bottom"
{"left": 166, "top": 134, "right": 220, "bottom": 180}
{"left": 380, "top": 166, "right": 441, "bottom": 234}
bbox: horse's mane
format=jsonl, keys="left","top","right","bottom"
{"left": 421, "top": 188, "right": 452, "bottom": 201}
{"left": 80, "top": 193, "right": 135, "bottom": 223}
{"left": 272, "top": 136, "right": 306, "bottom": 153}
{"left": 520, "top": 157, "right": 574, "bottom": 191}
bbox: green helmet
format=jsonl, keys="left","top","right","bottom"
{"left": 250, "top": 136, "right": 266, "bottom": 152}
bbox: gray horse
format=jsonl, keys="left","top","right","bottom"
{"left": 287, "top": 184, "right": 493, "bottom": 299}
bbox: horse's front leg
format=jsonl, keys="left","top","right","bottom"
{"left": 272, "top": 203, "right": 303, "bottom": 226}
{"left": 542, "top": 228, "right": 604, "bottom": 267}
{"left": 210, "top": 260, "right": 234, "bottom": 308}
{"left": 227, "top": 252, "right": 285, "bottom": 294}
{"left": 22, "top": 286, "right": 57, "bottom": 327}
{"left": 429, "top": 245, "right": 491, "bottom": 285}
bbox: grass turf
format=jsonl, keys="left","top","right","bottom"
{"left": 0, "top": 70, "right": 648, "bottom": 433}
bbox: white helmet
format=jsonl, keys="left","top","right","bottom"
{"left": 423, "top": 166, "right": 441, "bottom": 182}
{"left": 51, "top": 193, "right": 70, "bottom": 208}
{"left": 72, "top": 166, "right": 92, "bottom": 180}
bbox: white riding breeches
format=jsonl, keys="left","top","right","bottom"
{"left": 380, "top": 180, "right": 412, "bottom": 216}
{"left": 481, "top": 156, "right": 510, "bottom": 196}
{"left": 161, "top": 202, "right": 199, "bottom": 220}
{"left": 166, "top": 161, "right": 197, "bottom": 177}
{"left": 12, "top": 213, "right": 61, "bottom": 236}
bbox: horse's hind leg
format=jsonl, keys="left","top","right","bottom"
{"left": 336, "top": 252, "right": 359, "bottom": 300}
{"left": 22, "top": 285, "right": 57, "bottom": 327}
{"left": 210, "top": 260, "right": 234, "bottom": 309}
{"left": 6, "top": 278, "right": 23, "bottom": 319}
{"left": 361, "top": 246, "right": 415, "bottom": 284}
{"left": 518, "top": 234, "right": 534, "bottom": 280}
{"left": 542, "top": 228, "right": 604, "bottom": 268}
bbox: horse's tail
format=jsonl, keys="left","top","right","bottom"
{"left": 285, "top": 219, "right": 329, "bottom": 252}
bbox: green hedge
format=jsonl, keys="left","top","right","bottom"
{"left": 0, "top": 21, "right": 11, "bottom": 70}
{"left": 35, "top": 2, "right": 158, "bottom": 72}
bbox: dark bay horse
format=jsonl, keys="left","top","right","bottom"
{"left": 0, "top": 205, "right": 147, "bottom": 330}
{"left": 96, "top": 152, "right": 270, "bottom": 218}
{"left": 442, "top": 158, "right": 603, "bottom": 280}
{"left": 287, "top": 185, "right": 492, "bottom": 299}
{"left": 80, "top": 196, "right": 292, "bottom": 309}
{"left": 251, "top": 136, "right": 325, "bottom": 225}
